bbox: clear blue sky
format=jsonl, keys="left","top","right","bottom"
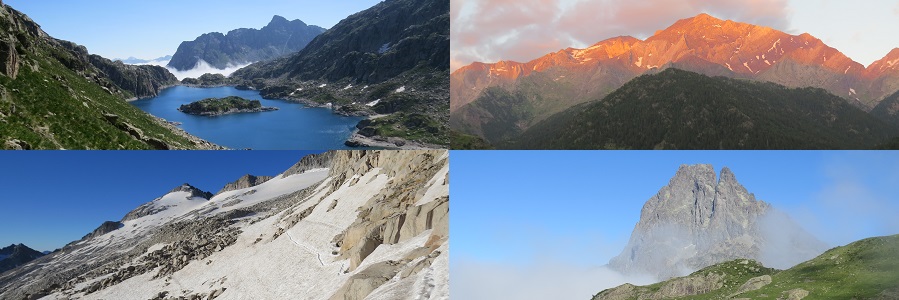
{"left": 4, "top": 0, "right": 382, "bottom": 59}
{"left": 451, "top": 150, "right": 899, "bottom": 266}
{"left": 0, "top": 150, "right": 320, "bottom": 251}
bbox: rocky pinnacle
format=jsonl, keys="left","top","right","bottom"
{"left": 608, "top": 164, "right": 825, "bottom": 279}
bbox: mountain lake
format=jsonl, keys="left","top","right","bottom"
{"left": 131, "top": 86, "right": 364, "bottom": 149}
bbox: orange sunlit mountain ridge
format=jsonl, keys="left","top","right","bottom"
{"left": 451, "top": 13, "right": 899, "bottom": 113}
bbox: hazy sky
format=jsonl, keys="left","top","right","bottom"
{"left": 4, "top": 0, "right": 382, "bottom": 60}
{"left": 0, "top": 151, "right": 320, "bottom": 251}
{"left": 452, "top": 150, "right": 899, "bottom": 299}
{"left": 451, "top": 0, "right": 899, "bottom": 71}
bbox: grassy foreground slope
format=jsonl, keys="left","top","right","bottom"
{"left": 509, "top": 69, "right": 899, "bottom": 149}
{"left": 593, "top": 234, "right": 899, "bottom": 299}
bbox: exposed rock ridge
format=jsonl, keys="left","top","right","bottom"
{"left": 216, "top": 174, "right": 274, "bottom": 195}
{"left": 80, "top": 221, "right": 124, "bottom": 241}
{"left": 120, "top": 184, "right": 212, "bottom": 222}
{"left": 0, "top": 3, "right": 217, "bottom": 150}
{"left": 282, "top": 151, "right": 336, "bottom": 177}
{"left": 0, "top": 150, "right": 449, "bottom": 300}
{"left": 451, "top": 13, "right": 899, "bottom": 141}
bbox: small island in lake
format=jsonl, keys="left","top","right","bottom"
{"left": 178, "top": 96, "right": 279, "bottom": 116}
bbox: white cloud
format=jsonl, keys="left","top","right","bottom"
{"left": 127, "top": 59, "right": 252, "bottom": 81}
{"left": 451, "top": 0, "right": 792, "bottom": 71}
{"left": 452, "top": 257, "right": 656, "bottom": 300}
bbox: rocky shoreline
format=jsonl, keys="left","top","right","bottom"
{"left": 150, "top": 115, "right": 226, "bottom": 149}
{"left": 344, "top": 133, "right": 444, "bottom": 150}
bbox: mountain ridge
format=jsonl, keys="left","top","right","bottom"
{"left": 451, "top": 13, "right": 899, "bottom": 144}
{"left": 594, "top": 234, "right": 899, "bottom": 300}
{"left": 0, "top": 243, "right": 44, "bottom": 274}
{"left": 0, "top": 2, "right": 218, "bottom": 149}
{"left": 167, "top": 15, "right": 325, "bottom": 71}
{"left": 231, "top": 0, "right": 450, "bottom": 148}
{"left": 0, "top": 150, "right": 449, "bottom": 300}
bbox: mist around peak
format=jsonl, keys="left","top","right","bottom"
{"left": 125, "top": 58, "right": 252, "bottom": 81}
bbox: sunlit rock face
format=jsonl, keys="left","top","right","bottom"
{"left": 608, "top": 164, "right": 827, "bottom": 279}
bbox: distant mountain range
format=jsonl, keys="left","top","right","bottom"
{"left": 451, "top": 14, "right": 899, "bottom": 149}
{"left": 0, "top": 244, "right": 45, "bottom": 274}
{"left": 0, "top": 150, "right": 449, "bottom": 299}
{"left": 167, "top": 16, "right": 325, "bottom": 71}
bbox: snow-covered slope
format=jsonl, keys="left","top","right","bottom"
{"left": 0, "top": 150, "right": 448, "bottom": 300}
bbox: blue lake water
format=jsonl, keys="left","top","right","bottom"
{"left": 131, "top": 86, "right": 363, "bottom": 149}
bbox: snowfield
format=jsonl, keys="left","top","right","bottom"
{"left": 19, "top": 151, "right": 449, "bottom": 300}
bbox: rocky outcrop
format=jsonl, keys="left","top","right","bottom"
{"left": 120, "top": 184, "right": 211, "bottom": 222}
{"left": 282, "top": 151, "right": 336, "bottom": 177}
{"left": 87, "top": 54, "right": 178, "bottom": 99}
{"left": 80, "top": 221, "right": 123, "bottom": 240}
{"left": 329, "top": 260, "right": 403, "bottom": 300}
{"left": 216, "top": 174, "right": 274, "bottom": 195}
{"left": 233, "top": 0, "right": 448, "bottom": 84}
{"left": 608, "top": 164, "right": 826, "bottom": 279}
{"left": 167, "top": 15, "right": 325, "bottom": 71}
{"left": 0, "top": 32, "right": 19, "bottom": 79}
{"left": 0, "top": 2, "right": 217, "bottom": 150}
{"left": 595, "top": 259, "right": 772, "bottom": 300}
{"left": 0, "top": 1, "right": 47, "bottom": 79}
{"left": 734, "top": 274, "right": 772, "bottom": 295}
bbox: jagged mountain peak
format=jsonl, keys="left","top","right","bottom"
{"left": 610, "top": 164, "right": 823, "bottom": 279}
{"left": 270, "top": 15, "right": 288, "bottom": 24}
{"left": 167, "top": 183, "right": 213, "bottom": 199}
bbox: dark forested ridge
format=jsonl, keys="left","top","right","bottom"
{"left": 506, "top": 69, "right": 899, "bottom": 149}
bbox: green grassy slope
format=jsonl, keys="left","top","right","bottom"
{"left": 593, "top": 234, "right": 899, "bottom": 300}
